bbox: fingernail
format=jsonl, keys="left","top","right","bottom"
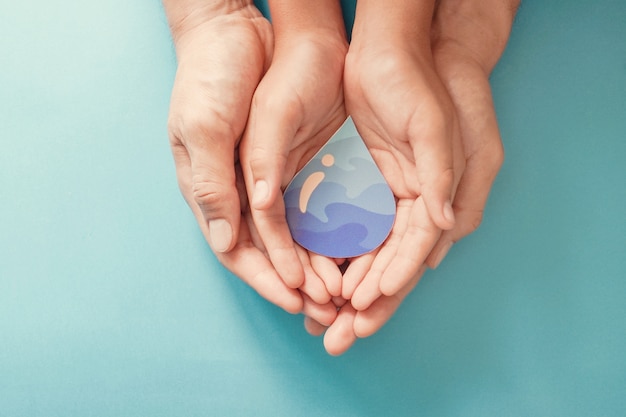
{"left": 432, "top": 241, "right": 453, "bottom": 269}
{"left": 252, "top": 180, "right": 269, "bottom": 208}
{"left": 443, "top": 200, "right": 455, "bottom": 224}
{"left": 208, "top": 219, "right": 232, "bottom": 253}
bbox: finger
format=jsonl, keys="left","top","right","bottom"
{"left": 304, "top": 316, "right": 327, "bottom": 337}
{"left": 427, "top": 71, "right": 503, "bottom": 268}
{"left": 341, "top": 251, "right": 376, "bottom": 300}
{"left": 301, "top": 293, "right": 337, "bottom": 327}
{"left": 309, "top": 253, "right": 343, "bottom": 297}
{"left": 409, "top": 96, "right": 458, "bottom": 231}
{"left": 426, "top": 151, "right": 500, "bottom": 269}
{"left": 332, "top": 296, "right": 347, "bottom": 307}
{"left": 323, "top": 304, "right": 358, "bottom": 356}
{"left": 379, "top": 197, "right": 441, "bottom": 296}
{"left": 296, "top": 246, "right": 332, "bottom": 305}
{"left": 172, "top": 135, "right": 240, "bottom": 253}
{"left": 245, "top": 81, "right": 301, "bottom": 210}
{"left": 354, "top": 270, "right": 423, "bottom": 338}
{"left": 240, "top": 84, "right": 305, "bottom": 289}
{"left": 222, "top": 250, "right": 303, "bottom": 314}
{"left": 181, "top": 175, "right": 303, "bottom": 314}
{"left": 349, "top": 200, "right": 412, "bottom": 309}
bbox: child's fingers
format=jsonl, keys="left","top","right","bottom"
{"left": 310, "top": 252, "right": 343, "bottom": 298}
{"left": 379, "top": 197, "right": 441, "bottom": 296}
{"left": 296, "top": 247, "right": 332, "bottom": 305}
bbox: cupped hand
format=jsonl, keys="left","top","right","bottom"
{"left": 304, "top": 0, "right": 520, "bottom": 355}
{"left": 166, "top": 4, "right": 272, "bottom": 255}
{"left": 341, "top": 42, "right": 465, "bottom": 309}
{"left": 239, "top": 27, "right": 348, "bottom": 294}
{"left": 426, "top": 0, "right": 519, "bottom": 268}
{"left": 165, "top": 4, "right": 339, "bottom": 320}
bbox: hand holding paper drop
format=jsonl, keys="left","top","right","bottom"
{"left": 284, "top": 117, "right": 396, "bottom": 258}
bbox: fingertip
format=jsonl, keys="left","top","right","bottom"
{"left": 379, "top": 278, "right": 400, "bottom": 297}
{"left": 251, "top": 179, "right": 271, "bottom": 210}
{"left": 426, "top": 240, "right": 453, "bottom": 269}
{"left": 285, "top": 268, "right": 306, "bottom": 290}
{"left": 350, "top": 294, "right": 375, "bottom": 312}
{"left": 208, "top": 219, "right": 234, "bottom": 253}
{"left": 323, "top": 307, "right": 358, "bottom": 356}
{"left": 282, "top": 293, "right": 304, "bottom": 315}
{"left": 304, "top": 316, "right": 327, "bottom": 337}
{"left": 353, "top": 313, "right": 376, "bottom": 339}
{"left": 443, "top": 200, "right": 456, "bottom": 225}
{"left": 426, "top": 199, "right": 455, "bottom": 231}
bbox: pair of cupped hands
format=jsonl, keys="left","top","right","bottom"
{"left": 165, "top": 0, "right": 517, "bottom": 355}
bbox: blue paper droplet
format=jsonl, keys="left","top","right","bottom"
{"left": 284, "top": 117, "right": 396, "bottom": 258}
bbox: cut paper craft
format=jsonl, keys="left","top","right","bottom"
{"left": 284, "top": 117, "right": 396, "bottom": 258}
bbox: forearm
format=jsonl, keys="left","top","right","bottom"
{"left": 433, "top": 0, "right": 520, "bottom": 73}
{"left": 163, "top": 0, "right": 254, "bottom": 43}
{"left": 269, "top": 0, "right": 344, "bottom": 35}
{"left": 351, "top": 0, "right": 436, "bottom": 54}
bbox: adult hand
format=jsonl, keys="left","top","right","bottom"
{"left": 164, "top": 2, "right": 319, "bottom": 316}
{"left": 426, "top": 0, "right": 520, "bottom": 268}
{"left": 165, "top": 1, "right": 271, "bottom": 255}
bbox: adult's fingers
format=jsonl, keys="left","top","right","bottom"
{"left": 301, "top": 293, "right": 337, "bottom": 328}
{"left": 353, "top": 271, "right": 422, "bottom": 338}
{"left": 176, "top": 160, "right": 303, "bottom": 314}
{"left": 304, "top": 316, "right": 327, "bottom": 336}
{"left": 409, "top": 93, "right": 457, "bottom": 232}
{"left": 427, "top": 68, "right": 503, "bottom": 268}
{"left": 378, "top": 197, "right": 441, "bottom": 296}
{"left": 169, "top": 136, "right": 239, "bottom": 255}
{"left": 323, "top": 303, "right": 358, "bottom": 356}
{"left": 349, "top": 199, "right": 412, "bottom": 309}
{"left": 309, "top": 253, "right": 343, "bottom": 298}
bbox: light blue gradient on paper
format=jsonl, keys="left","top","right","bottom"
{"left": 284, "top": 118, "right": 395, "bottom": 258}
{"left": 1, "top": 0, "right": 626, "bottom": 416}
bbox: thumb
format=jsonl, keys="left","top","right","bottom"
{"left": 411, "top": 105, "right": 458, "bottom": 232}
{"left": 244, "top": 88, "right": 301, "bottom": 210}
{"left": 170, "top": 118, "right": 241, "bottom": 254}
{"left": 240, "top": 82, "right": 306, "bottom": 289}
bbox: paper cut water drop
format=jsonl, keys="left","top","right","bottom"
{"left": 284, "top": 117, "right": 396, "bottom": 258}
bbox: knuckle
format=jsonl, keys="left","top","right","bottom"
{"left": 253, "top": 88, "right": 301, "bottom": 122}
{"left": 192, "top": 176, "right": 227, "bottom": 213}
{"left": 168, "top": 109, "right": 238, "bottom": 149}
{"left": 459, "top": 210, "right": 484, "bottom": 237}
{"left": 490, "top": 141, "right": 505, "bottom": 171}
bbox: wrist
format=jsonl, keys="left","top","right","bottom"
{"left": 351, "top": 0, "right": 435, "bottom": 56}
{"left": 163, "top": 0, "right": 255, "bottom": 45}
{"left": 432, "top": 0, "right": 519, "bottom": 73}
{"left": 269, "top": 0, "right": 347, "bottom": 47}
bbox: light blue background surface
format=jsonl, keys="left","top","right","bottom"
{"left": 1, "top": 1, "right": 625, "bottom": 415}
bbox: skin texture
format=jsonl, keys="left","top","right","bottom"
{"left": 240, "top": 0, "right": 349, "bottom": 294}
{"left": 316, "top": 0, "right": 520, "bottom": 355}
{"left": 164, "top": 0, "right": 345, "bottom": 323}
{"left": 164, "top": 0, "right": 519, "bottom": 356}
{"left": 336, "top": 0, "right": 466, "bottom": 313}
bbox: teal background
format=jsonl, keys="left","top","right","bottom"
{"left": 1, "top": 0, "right": 625, "bottom": 415}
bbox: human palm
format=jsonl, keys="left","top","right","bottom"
{"left": 341, "top": 45, "right": 465, "bottom": 309}
{"left": 239, "top": 32, "right": 349, "bottom": 297}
